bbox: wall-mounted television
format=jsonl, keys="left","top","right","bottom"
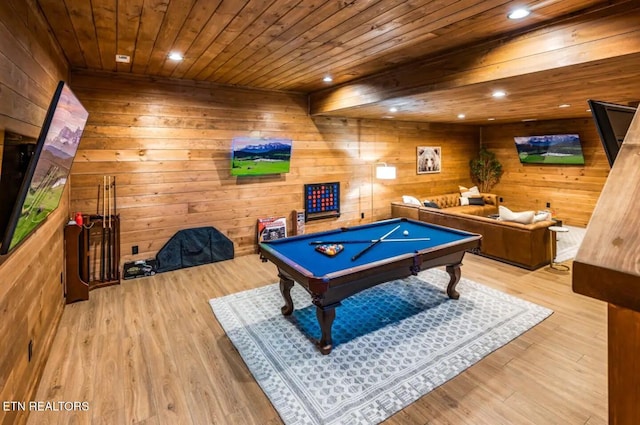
{"left": 231, "top": 137, "right": 292, "bottom": 176}
{"left": 587, "top": 99, "right": 637, "bottom": 167}
{"left": 513, "top": 134, "right": 585, "bottom": 165}
{"left": 0, "top": 81, "right": 88, "bottom": 255}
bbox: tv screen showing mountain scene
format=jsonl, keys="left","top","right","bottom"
{"left": 1, "top": 81, "right": 88, "bottom": 254}
{"left": 513, "top": 134, "right": 585, "bottom": 165}
{"left": 231, "top": 137, "right": 292, "bottom": 176}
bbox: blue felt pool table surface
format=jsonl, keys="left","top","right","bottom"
{"left": 260, "top": 218, "right": 477, "bottom": 278}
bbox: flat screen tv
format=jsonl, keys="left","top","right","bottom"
{"left": 587, "top": 99, "right": 637, "bottom": 167}
{"left": 0, "top": 81, "right": 88, "bottom": 255}
{"left": 513, "top": 134, "right": 585, "bottom": 165}
{"left": 231, "top": 137, "right": 292, "bottom": 176}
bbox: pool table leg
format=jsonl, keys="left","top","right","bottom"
{"left": 279, "top": 275, "right": 295, "bottom": 315}
{"left": 316, "top": 305, "right": 336, "bottom": 355}
{"left": 446, "top": 264, "right": 462, "bottom": 300}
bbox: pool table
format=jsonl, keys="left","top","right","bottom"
{"left": 259, "top": 218, "right": 482, "bottom": 354}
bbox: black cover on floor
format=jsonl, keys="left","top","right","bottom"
{"left": 155, "top": 227, "right": 234, "bottom": 273}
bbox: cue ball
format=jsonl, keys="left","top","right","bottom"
{"left": 403, "top": 230, "right": 409, "bottom": 236}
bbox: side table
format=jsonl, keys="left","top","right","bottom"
{"left": 549, "top": 225, "right": 569, "bottom": 270}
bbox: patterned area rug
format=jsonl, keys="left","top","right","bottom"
{"left": 210, "top": 268, "right": 552, "bottom": 425}
{"left": 554, "top": 225, "right": 586, "bottom": 263}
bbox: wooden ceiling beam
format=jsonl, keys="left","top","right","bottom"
{"left": 309, "top": 4, "right": 640, "bottom": 116}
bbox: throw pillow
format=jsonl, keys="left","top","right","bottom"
{"left": 459, "top": 197, "right": 470, "bottom": 206}
{"left": 499, "top": 205, "right": 535, "bottom": 224}
{"left": 468, "top": 197, "right": 485, "bottom": 206}
{"left": 533, "top": 211, "right": 551, "bottom": 222}
{"left": 402, "top": 195, "right": 422, "bottom": 206}
{"left": 460, "top": 185, "right": 480, "bottom": 197}
{"left": 423, "top": 201, "right": 440, "bottom": 209}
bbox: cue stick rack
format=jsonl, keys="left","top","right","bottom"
{"left": 64, "top": 176, "right": 120, "bottom": 304}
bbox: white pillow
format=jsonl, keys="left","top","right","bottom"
{"left": 499, "top": 205, "right": 535, "bottom": 224}
{"left": 459, "top": 197, "right": 470, "bottom": 206}
{"left": 460, "top": 185, "right": 480, "bottom": 197}
{"left": 402, "top": 195, "right": 422, "bottom": 206}
{"left": 533, "top": 211, "right": 551, "bottom": 222}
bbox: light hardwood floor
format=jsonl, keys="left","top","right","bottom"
{"left": 28, "top": 253, "right": 607, "bottom": 425}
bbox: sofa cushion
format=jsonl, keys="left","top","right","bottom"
{"left": 423, "top": 201, "right": 440, "bottom": 208}
{"left": 533, "top": 211, "right": 552, "bottom": 222}
{"left": 499, "top": 205, "right": 535, "bottom": 224}
{"left": 402, "top": 195, "right": 422, "bottom": 206}
{"left": 481, "top": 194, "right": 498, "bottom": 206}
{"left": 430, "top": 193, "right": 462, "bottom": 208}
{"left": 459, "top": 185, "right": 480, "bottom": 196}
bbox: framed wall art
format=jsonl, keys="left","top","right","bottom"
{"left": 417, "top": 146, "right": 441, "bottom": 174}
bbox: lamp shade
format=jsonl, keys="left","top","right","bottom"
{"left": 376, "top": 164, "right": 396, "bottom": 179}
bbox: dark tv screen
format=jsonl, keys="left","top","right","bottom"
{"left": 231, "top": 137, "right": 292, "bottom": 176}
{"left": 587, "top": 99, "right": 637, "bottom": 167}
{"left": 0, "top": 81, "right": 88, "bottom": 255}
{"left": 513, "top": 134, "right": 585, "bottom": 164}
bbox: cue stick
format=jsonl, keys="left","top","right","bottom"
{"left": 85, "top": 217, "right": 91, "bottom": 283}
{"left": 351, "top": 225, "right": 400, "bottom": 261}
{"left": 96, "top": 183, "right": 100, "bottom": 216}
{"left": 110, "top": 176, "right": 115, "bottom": 280}
{"left": 109, "top": 176, "right": 114, "bottom": 280}
{"left": 107, "top": 176, "right": 112, "bottom": 280}
{"left": 113, "top": 176, "right": 117, "bottom": 215}
{"left": 101, "top": 176, "right": 106, "bottom": 282}
{"left": 112, "top": 176, "right": 116, "bottom": 280}
{"left": 113, "top": 176, "right": 117, "bottom": 279}
{"left": 309, "top": 237, "right": 431, "bottom": 244}
{"left": 96, "top": 180, "right": 101, "bottom": 281}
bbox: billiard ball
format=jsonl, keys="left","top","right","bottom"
{"left": 403, "top": 230, "right": 409, "bottom": 236}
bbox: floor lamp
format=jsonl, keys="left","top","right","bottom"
{"left": 371, "top": 162, "right": 397, "bottom": 221}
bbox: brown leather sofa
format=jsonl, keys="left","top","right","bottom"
{"left": 421, "top": 192, "right": 499, "bottom": 216}
{"left": 391, "top": 201, "right": 555, "bottom": 270}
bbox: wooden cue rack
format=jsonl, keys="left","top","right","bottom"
{"left": 64, "top": 214, "right": 120, "bottom": 304}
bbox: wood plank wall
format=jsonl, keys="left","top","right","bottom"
{"left": 68, "top": 71, "right": 479, "bottom": 262}
{"left": 481, "top": 118, "right": 609, "bottom": 226}
{"left": 0, "top": 1, "right": 70, "bottom": 425}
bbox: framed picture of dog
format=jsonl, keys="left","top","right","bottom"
{"left": 417, "top": 146, "right": 442, "bottom": 174}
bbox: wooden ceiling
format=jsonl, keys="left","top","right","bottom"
{"left": 36, "top": 0, "right": 640, "bottom": 124}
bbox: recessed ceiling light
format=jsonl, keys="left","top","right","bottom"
{"left": 389, "top": 107, "right": 398, "bottom": 113}
{"left": 487, "top": 118, "right": 496, "bottom": 121}
{"left": 559, "top": 103, "right": 571, "bottom": 108}
{"left": 508, "top": 8, "right": 530, "bottom": 20}
{"left": 492, "top": 90, "right": 507, "bottom": 98}
{"left": 457, "top": 113, "right": 465, "bottom": 119}
{"left": 522, "top": 118, "right": 537, "bottom": 122}
{"left": 323, "top": 75, "right": 333, "bottom": 82}
{"left": 586, "top": 109, "right": 591, "bottom": 112}
{"left": 168, "top": 52, "right": 184, "bottom": 61}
